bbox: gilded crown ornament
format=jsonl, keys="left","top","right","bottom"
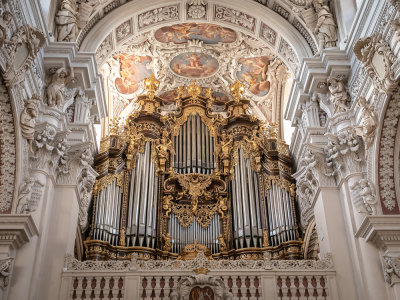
{"left": 187, "top": 80, "right": 202, "bottom": 100}
{"left": 229, "top": 80, "right": 245, "bottom": 102}
{"left": 144, "top": 74, "right": 160, "bottom": 100}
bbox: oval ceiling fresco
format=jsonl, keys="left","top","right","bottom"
{"left": 236, "top": 56, "right": 272, "bottom": 97}
{"left": 170, "top": 52, "right": 219, "bottom": 78}
{"left": 154, "top": 23, "right": 237, "bottom": 44}
{"left": 114, "top": 53, "right": 153, "bottom": 95}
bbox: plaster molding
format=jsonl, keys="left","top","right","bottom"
{"left": 0, "top": 215, "right": 38, "bottom": 250}
{"left": 356, "top": 215, "right": 400, "bottom": 250}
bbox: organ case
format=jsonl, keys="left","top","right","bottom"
{"left": 85, "top": 77, "right": 302, "bottom": 261}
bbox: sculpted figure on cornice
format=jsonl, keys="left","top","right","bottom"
{"left": 354, "top": 97, "right": 377, "bottom": 151}
{"left": 46, "top": 67, "right": 74, "bottom": 110}
{"left": 354, "top": 34, "right": 399, "bottom": 93}
{"left": 312, "top": 0, "right": 337, "bottom": 55}
{"left": 55, "top": 0, "right": 79, "bottom": 42}
{"left": 327, "top": 77, "right": 349, "bottom": 114}
{"left": 77, "top": 166, "right": 97, "bottom": 229}
{"left": 20, "top": 94, "right": 40, "bottom": 152}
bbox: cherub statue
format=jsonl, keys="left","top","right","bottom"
{"left": 355, "top": 97, "right": 377, "bottom": 150}
{"left": 244, "top": 129, "right": 262, "bottom": 171}
{"left": 327, "top": 77, "right": 349, "bottom": 113}
{"left": 46, "top": 67, "right": 74, "bottom": 110}
{"left": 55, "top": 0, "right": 79, "bottom": 42}
{"left": 312, "top": 0, "right": 338, "bottom": 55}
{"left": 20, "top": 94, "right": 40, "bottom": 152}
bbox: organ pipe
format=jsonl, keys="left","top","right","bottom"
{"left": 86, "top": 79, "right": 301, "bottom": 261}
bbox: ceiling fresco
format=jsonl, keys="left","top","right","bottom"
{"left": 101, "top": 22, "right": 290, "bottom": 127}
{"left": 160, "top": 88, "right": 229, "bottom": 104}
{"left": 170, "top": 52, "right": 219, "bottom": 78}
{"left": 236, "top": 56, "right": 271, "bottom": 97}
{"left": 114, "top": 53, "right": 152, "bottom": 95}
{"left": 154, "top": 23, "right": 237, "bottom": 44}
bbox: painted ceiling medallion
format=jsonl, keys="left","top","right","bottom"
{"left": 170, "top": 52, "right": 219, "bottom": 78}
{"left": 114, "top": 53, "right": 152, "bottom": 95}
{"left": 236, "top": 56, "right": 271, "bottom": 97}
{"left": 154, "top": 23, "right": 237, "bottom": 44}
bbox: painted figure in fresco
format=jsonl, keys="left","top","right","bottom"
{"left": 237, "top": 56, "right": 271, "bottom": 96}
{"left": 154, "top": 23, "right": 236, "bottom": 44}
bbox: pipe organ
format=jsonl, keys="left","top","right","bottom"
{"left": 86, "top": 77, "right": 302, "bottom": 261}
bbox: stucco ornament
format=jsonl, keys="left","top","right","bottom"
{"left": 354, "top": 97, "right": 377, "bottom": 151}
{"left": 77, "top": 166, "right": 96, "bottom": 229}
{"left": 55, "top": 0, "right": 79, "bottom": 42}
{"left": 350, "top": 178, "right": 377, "bottom": 215}
{"left": 327, "top": 77, "right": 349, "bottom": 114}
{"left": 383, "top": 256, "right": 400, "bottom": 285}
{"left": 312, "top": 0, "right": 337, "bottom": 55}
{"left": 354, "top": 34, "right": 399, "bottom": 93}
{"left": 170, "top": 274, "right": 233, "bottom": 300}
{"left": 0, "top": 257, "right": 13, "bottom": 290}
{"left": 46, "top": 67, "right": 74, "bottom": 109}
{"left": 0, "top": 11, "right": 13, "bottom": 47}
{"left": 20, "top": 94, "right": 40, "bottom": 152}
{"left": 3, "top": 24, "right": 45, "bottom": 86}
{"left": 187, "top": 0, "right": 206, "bottom": 19}
{"left": 16, "top": 177, "right": 44, "bottom": 214}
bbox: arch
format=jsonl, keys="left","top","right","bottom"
{"left": 377, "top": 90, "right": 400, "bottom": 215}
{"left": 0, "top": 76, "right": 16, "bottom": 213}
{"left": 79, "top": 0, "right": 313, "bottom": 74}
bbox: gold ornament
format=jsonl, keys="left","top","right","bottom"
{"left": 229, "top": 80, "right": 245, "bottom": 102}
{"left": 144, "top": 74, "right": 160, "bottom": 100}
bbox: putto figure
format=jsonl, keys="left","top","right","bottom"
{"left": 55, "top": 0, "right": 79, "bottom": 42}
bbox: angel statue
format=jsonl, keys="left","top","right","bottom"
{"left": 355, "top": 97, "right": 377, "bottom": 150}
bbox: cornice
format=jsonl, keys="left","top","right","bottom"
{"left": 0, "top": 215, "right": 39, "bottom": 249}
{"left": 356, "top": 215, "right": 400, "bottom": 249}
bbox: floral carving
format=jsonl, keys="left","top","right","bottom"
{"left": 378, "top": 91, "right": 400, "bottom": 213}
{"left": 214, "top": 5, "right": 256, "bottom": 33}
{"left": 259, "top": 22, "right": 277, "bottom": 46}
{"left": 137, "top": 5, "right": 179, "bottom": 30}
{"left": 187, "top": 0, "right": 207, "bottom": 19}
